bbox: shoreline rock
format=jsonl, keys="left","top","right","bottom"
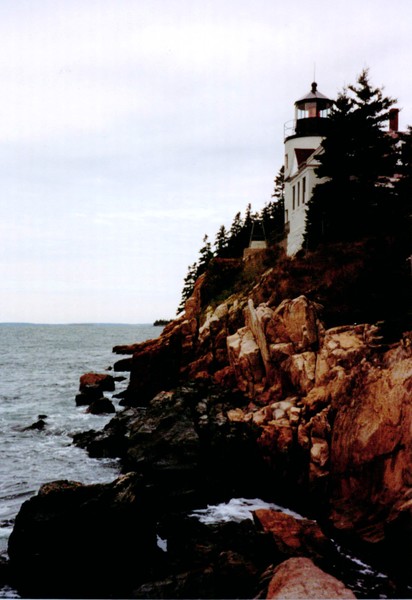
{"left": 266, "top": 557, "right": 356, "bottom": 599}
{"left": 8, "top": 474, "right": 159, "bottom": 599}
{"left": 7, "top": 248, "right": 412, "bottom": 598}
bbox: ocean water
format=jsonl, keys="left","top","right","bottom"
{"left": 0, "top": 322, "right": 160, "bottom": 597}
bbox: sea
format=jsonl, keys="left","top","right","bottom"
{"left": 0, "top": 322, "right": 160, "bottom": 598}
{"left": 0, "top": 323, "right": 403, "bottom": 599}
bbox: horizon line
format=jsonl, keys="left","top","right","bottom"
{"left": 0, "top": 321, "right": 162, "bottom": 326}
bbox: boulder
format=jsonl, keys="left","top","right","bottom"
{"left": 7, "top": 473, "right": 158, "bottom": 599}
{"left": 72, "top": 407, "right": 141, "bottom": 459}
{"left": 81, "top": 383, "right": 270, "bottom": 509}
{"left": 79, "top": 372, "right": 115, "bottom": 392}
{"left": 315, "top": 324, "right": 368, "bottom": 382}
{"left": 133, "top": 516, "right": 273, "bottom": 600}
{"left": 75, "top": 385, "right": 104, "bottom": 406}
{"left": 123, "top": 322, "right": 186, "bottom": 406}
{"left": 254, "top": 510, "right": 332, "bottom": 561}
{"left": 113, "top": 343, "right": 141, "bottom": 355}
{"left": 283, "top": 351, "right": 317, "bottom": 394}
{"left": 22, "top": 418, "right": 47, "bottom": 431}
{"left": 245, "top": 300, "right": 274, "bottom": 381}
{"left": 266, "top": 557, "right": 356, "bottom": 599}
{"left": 86, "top": 397, "right": 116, "bottom": 414}
{"left": 113, "top": 357, "right": 133, "bottom": 371}
{"left": 227, "top": 327, "right": 265, "bottom": 396}
{"left": 267, "top": 296, "right": 323, "bottom": 352}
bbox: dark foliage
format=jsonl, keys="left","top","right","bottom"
{"left": 304, "top": 69, "right": 403, "bottom": 248}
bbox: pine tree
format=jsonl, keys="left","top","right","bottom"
{"left": 272, "top": 165, "right": 285, "bottom": 203}
{"left": 393, "top": 126, "right": 412, "bottom": 253}
{"left": 197, "top": 234, "right": 213, "bottom": 275}
{"left": 176, "top": 262, "right": 198, "bottom": 314}
{"left": 229, "top": 211, "right": 243, "bottom": 239}
{"left": 214, "top": 224, "right": 229, "bottom": 257}
{"left": 304, "top": 69, "right": 398, "bottom": 248}
{"left": 226, "top": 211, "right": 245, "bottom": 257}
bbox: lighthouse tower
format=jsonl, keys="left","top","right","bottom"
{"left": 284, "top": 82, "right": 333, "bottom": 255}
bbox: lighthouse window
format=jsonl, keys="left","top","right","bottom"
{"left": 302, "top": 177, "right": 306, "bottom": 203}
{"left": 306, "top": 102, "right": 317, "bottom": 118}
{"left": 292, "top": 185, "right": 296, "bottom": 210}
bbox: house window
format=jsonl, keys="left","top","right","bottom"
{"left": 292, "top": 186, "right": 295, "bottom": 210}
{"left": 302, "top": 177, "right": 306, "bottom": 203}
{"left": 297, "top": 181, "right": 300, "bottom": 206}
{"left": 285, "top": 209, "right": 289, "bottom": 223}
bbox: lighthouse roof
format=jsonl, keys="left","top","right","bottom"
{"left": 296, "top": 82, "right": 333, "bottom": 105}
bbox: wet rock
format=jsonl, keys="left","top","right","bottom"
{"left": 8, "top": 473, "right": 159, "bottom": 599}
{"left": 23, "top": 418, "right": 47, "bottom": 431}
{"left": 0, "top": 556, "right": 11, "bottom": 590}
{"left": 254, "top": 509, "right": 333, "bottom": 561}
{"left": 139, "top": 515, "right": 275, "bottom": 600}
{"left": 114, "top": 375, "right": 127, "bottom": 382}
{"left": 76, "top": 373, "right": 116, "bottom": 406}
{"left": 72, "top": 407, "right": 141, "bottom": 458}
{"left": 113, "top": 342, "right": 141, "bottom": 354}
{"left": 79, "top": 372, "right": 115, "bottom": 392}
{"left": 266, "top": 557, "right": 356, "bottom": 599}
{"left": 117, "top": 383, "right": 269, "bottom": 509}
{"left": 123, "top": 328, "right": 183, "bottom": 406}
{"left": 86, "top": 397, "right": 116, "bottom": 414}
{"left": 113, "top": 357, "right": 133, "bottom": 371}
{"left": 75, "top": 385, "right": 104, "bottom": 406}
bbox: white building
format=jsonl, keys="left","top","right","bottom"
{"left": 284, "top": 82, "right": 333, "bottom": 255}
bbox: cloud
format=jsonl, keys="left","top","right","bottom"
{"left": 1, "top": 0, "right": 412, "bottom": 322}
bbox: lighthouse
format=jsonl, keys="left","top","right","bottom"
{"left": 284, "top": 82, "right": 333, "bottom": 255}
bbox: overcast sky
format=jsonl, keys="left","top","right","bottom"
{"left": 1, "top": 0, "right": 411, "bottom": 323}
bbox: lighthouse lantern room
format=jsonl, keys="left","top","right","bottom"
{"left": 284, "top": 82, "right": 334, "bottom": 255}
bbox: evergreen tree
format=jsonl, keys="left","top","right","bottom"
{"left": 304, "top": 69, "right": 398, "bottom": 248}
{"left": 214, "top": 224, "right": 229, "bottom": 257}
{"left": 197, "top": 234, "right": 213, "bottom": 275}
{"left": 176, "top": 262, "right": 198, "bottom": 314}
{"left": 228, "top": 211, "right": 243, "bottom": 239}
{"left": 261, "top": 199, "right": 284, "bottom": 244}
{"left": 272, "top": 165, "right": 285, "bottom": 203}
{"left": 393, "top": 126, "right": 412, "bottom": 253}
{"left": 226, "top": 211, "right": 245, "bottom": 257}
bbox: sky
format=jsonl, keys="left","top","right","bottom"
{"left": 1, "top": 0, "right": 412, "bottom": 323}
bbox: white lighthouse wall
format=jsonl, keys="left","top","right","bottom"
{"left": 284, "top": 135, "right": 324, "bottom": 256}
{"left": 285, "top": 165, "right": 320, "bottom": 255}
{"left": 284, "top": 135, "right": 323, "bottom": 180}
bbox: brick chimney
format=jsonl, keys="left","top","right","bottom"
{"left": 389, "top": 108, "right": 399, "bottom": 132}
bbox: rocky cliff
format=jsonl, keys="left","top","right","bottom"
{"left": 7, "top": 243, "right": 412, "bottom": 598}
{"left": 116, "top": 248, "right": 411, "bottom": 590}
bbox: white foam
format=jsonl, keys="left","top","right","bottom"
{"left": 190, "top": 497, "right": 305, "bottom": 524}
{"left": 332, "top": 540, "right": 388, "bottom": 579}
{"left": 156, "top": 534, "right": 168, "bottom": 552}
